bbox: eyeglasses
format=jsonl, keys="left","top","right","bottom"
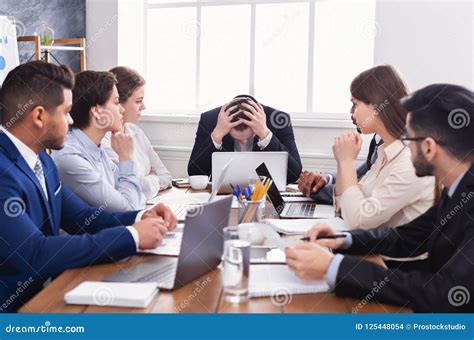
{"left": 399, "top": 134, "right": 445, "bottom": 146}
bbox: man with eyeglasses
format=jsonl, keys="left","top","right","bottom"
{"left": 286, "top": 84, "right": 474, "bottom": 312}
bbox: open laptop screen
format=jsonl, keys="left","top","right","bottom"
{"left": 255, "top": 162, "right": 285, "bottom": 215}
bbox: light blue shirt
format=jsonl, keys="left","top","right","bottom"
{"left": 326, "top": 232, "right": 352, "bottom": 287}
{"left": 447, "top": 169, "right": 468, "bottom": 198}
{"left": 52, "top": 128, "right": 146, "bottom": 212}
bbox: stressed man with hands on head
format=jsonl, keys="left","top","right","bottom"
{"left": 188, "top": 95, "right": 302, "bottom": 183}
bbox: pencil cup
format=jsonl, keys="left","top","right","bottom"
{"left": 238, "top": 199, "right": 265, "bottom": 223}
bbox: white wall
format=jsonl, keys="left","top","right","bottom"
{"left": 85, "top": 0, "right": 119, "bottom": 71}
{"left": 374, "top": 0, "right": 473, "bottom": 91}
{"left": 86, "top": 0, "right": 473, "bottom": 178}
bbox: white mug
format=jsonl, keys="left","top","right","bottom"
{"left": 189, "top": 175, "right": 209, "bottom": 190}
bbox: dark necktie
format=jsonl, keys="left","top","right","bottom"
{"left": 366, "top": 136, "right": 383, "bottom": 171}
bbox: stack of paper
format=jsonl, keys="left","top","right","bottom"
{"left": 265, "top": 217, "right": 348, "bottom": 234}
{"left": 249, "top": 265, "right": 329, "bottom": 297}
{"left": 65, "top": 281, "right": 158, "bottom": 308}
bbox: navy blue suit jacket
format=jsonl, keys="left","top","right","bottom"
{"left": 187, "top": 105, "right": 303, "bottom": 184}
{"left": 0, "top": 132, "right": 138, "bottom": 312}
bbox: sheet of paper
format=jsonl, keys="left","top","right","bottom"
{"left": 148, "top": 192, "right": 211, "bottom": 206}
{"left": 257, "top": 223, "right": 288, "bottom": 251}
{"left": 140, "top": 231, "right": 183, "bottom": 256}
{"left": 265, "top": 217, "right": 348, "bottom": 234}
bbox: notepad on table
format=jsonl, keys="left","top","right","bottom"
{"left": 65, "top": 281, "right": 158, "bottom": 308}
{"left": 249, "top": 265, "right": 329, "bottom": 297}
{"left": 264, "top": 217, "right": 348, "bottom": 235}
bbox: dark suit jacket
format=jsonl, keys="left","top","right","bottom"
{"left": 334, "top": 165, "right": 474, "bottom": 312}
{"left": 187, "top": 105, "right": 303, "bottom": 183}
{"left": 0, "top": 132, "right": 138, "bottom": 312}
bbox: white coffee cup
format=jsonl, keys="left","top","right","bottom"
{"left": 238, "top": 223, "right": 266, "bottom": 246}
{"left": 189, "top": 175, "right": 209, "bottom": 190}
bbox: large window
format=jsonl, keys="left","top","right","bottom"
{"left": 141, "top": 0, "right": 376, "bottom": 118}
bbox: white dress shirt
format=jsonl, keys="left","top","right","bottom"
{"left": 102, "top": 123, "right": 172, "bottom": 200}
{"left": 211, "top": 130, "right": 273, "bottom": 151}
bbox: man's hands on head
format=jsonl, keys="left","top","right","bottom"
{"left": 298, "top": 171, "right": 329, "bottom": 197}
{"left": 240, "top": 101, "right": 270, "bottom": 140}
{"left": 212, "top": 99, "right": 270, "bottom": 143}
{"left": 211, "top": 102, "right": 242, "bottom": 144}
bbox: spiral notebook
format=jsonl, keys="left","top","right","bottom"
{"left": 248, "top": 265, "right": 330, "bottom": 297}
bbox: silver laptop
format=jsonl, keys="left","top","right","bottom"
{"left": 212, "top": 152, "right": 288, "bottom": 194}
{"left": 172, "top": 159, "right": 233, "bottom": 221}
{"left": 255, "top": 163, "right": 335, "bottom": 219}
{"left": 104, "top": 196, "right": 233, "bottom": 290}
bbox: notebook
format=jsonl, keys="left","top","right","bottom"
{"left": 249, "top": 265, "right": 330, "bottom": 297}
{"left": 64, "top": 281, "right": 158, "bottom": 308}
{"left": 264, "top": 217, "right": 348, "bottom": 235}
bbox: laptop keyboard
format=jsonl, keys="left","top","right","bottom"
{"left": 136, "top": 262, "right": 177, "bottom": 284}
{"left": 287, "top": 203, "right": 316, "bottom": 217}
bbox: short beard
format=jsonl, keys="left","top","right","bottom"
{"left": 413, "top": 143, "right": 434, "bottom": 177}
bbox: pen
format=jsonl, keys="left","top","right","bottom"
{"left": 300, "top": 234, "right": 347, "bottom": 241}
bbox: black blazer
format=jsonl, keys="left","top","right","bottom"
{"left": 334, "top": 165, "right": 474, "bottom": 312}
{"left": 187, "top": 105, "right": 303, "bottom": 183}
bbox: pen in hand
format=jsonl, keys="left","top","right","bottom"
{"left": 300, "top": 234, "right": 347, "bottom": 241}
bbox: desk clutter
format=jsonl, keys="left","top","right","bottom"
{"left": 63, "top": 160, "right": 337, "bottom": 308}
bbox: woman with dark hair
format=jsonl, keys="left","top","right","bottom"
{"left": 102, "top": 66, "right": 172, "bottom": 199}
{"left": 52, "top": 70, "right": 146, "bottom": 212}
{"left": 332, "top": 65, "right": 435, "bottom": 230}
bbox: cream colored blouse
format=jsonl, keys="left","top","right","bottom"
{"left": 334, "top": 140, "right": 435, "bottom": 230}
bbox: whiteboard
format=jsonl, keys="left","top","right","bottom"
{"left": 0, "top": 16, "right": 20, "bottom": 85}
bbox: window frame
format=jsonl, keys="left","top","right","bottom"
{"left": 142, "top": 0, "right": 373, "bottom": 121}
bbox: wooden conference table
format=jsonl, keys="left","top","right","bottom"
{"left": 20, "top": 187, "right": 411, "bottom": 313}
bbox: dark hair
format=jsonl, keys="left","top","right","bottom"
{"left": 0, "top": 61, "right": 74, "bottom": 128}
{"left": 109, "top": 66, "right": 145, "bottom": 103}
{"left": 71, "top": 70, "right": 117, "bottom": 129}
{"left": 401, "top": 84, "right": 474, "bottom": 162}
{"left": 350, "top": 65, "right": 409, "bottom": 138}
{"left": 228, "top": 94, "right": 258, "bottom": 131}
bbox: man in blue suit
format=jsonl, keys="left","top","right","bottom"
{"left": 0, "top": 61, "right": 176, "bottom": 312}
